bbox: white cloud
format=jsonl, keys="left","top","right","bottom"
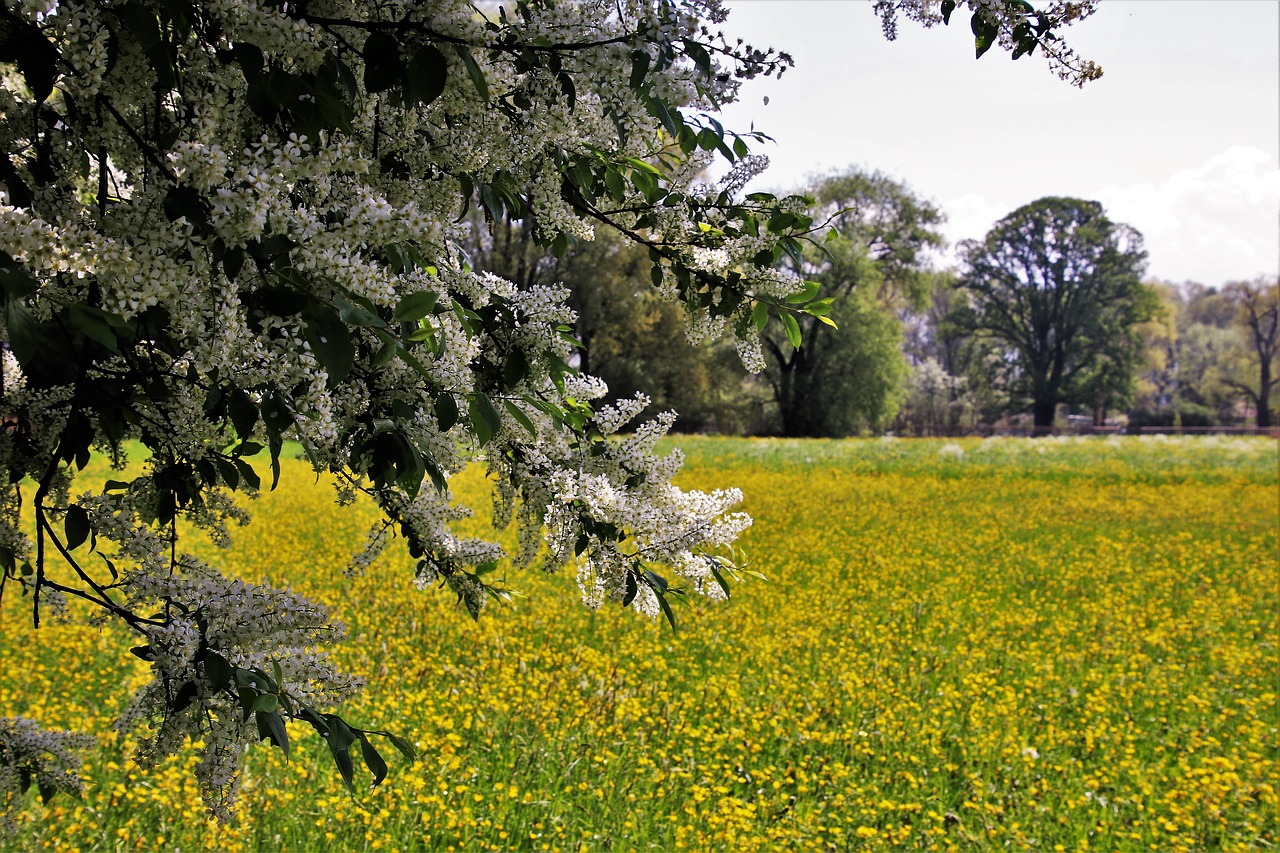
{"left": 936, "top": 147, "right": 1279, "bottom": 284}
{"left": 1092, "top": 146, "right": 1279, "bottom": 284}
{"left": 939, "top": 194, "right": 1009, "bottom": 258}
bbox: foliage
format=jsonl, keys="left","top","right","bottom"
{"left": 759, "top": 168, "right": 943, "bottom": 437}
{"left": 0, "top": 0, "right": 834, "bottom": 818}
{"left": 461, "top": 216, "right": 752, "bottom": 433}
{"left": 4, "top": 436, "right": 1276, "bottom": 849}
{"left": 873, "top": 0, "right": 1103, "bottom": 85}
{"left": 1219, "top": 278, "right": 1279, "bottom": 428}
{"left": 957, "top": 197, "right": 1155, "bottom": 428}
{"left": 0, "top": 0, "right": 1109, "bottom": 823}
{"left": 1133, "top": 279, "right": 1278, "bottom": 428}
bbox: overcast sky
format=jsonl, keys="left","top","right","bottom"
{"left": 712, "top": 0, "right": 1279, "bottom": 285}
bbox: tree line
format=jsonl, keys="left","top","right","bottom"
{"left": 471, "top": 169, "right": 1277, "bottom": 436}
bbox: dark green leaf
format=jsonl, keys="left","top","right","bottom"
{"left": 359, "top": 735, "right": 389, "bottom": 786}
{"left": 363, "top": 31, "right": 401, "bottom": 93}
{"left": 69, "top": 304, "right": 119, "bottom": 351}
{"left": 0, "top": 252, "right": 38, "bottom": 297}
{"left": 453, "top": 43, "right": 489, "bottom": 101}
{"left": 171, "top": 680, "right": 198, "bottom": 713}
{"left": 304, "top": 309, "right": 355, "bottom": 384}
{"left": 0, "top": 15, "right": 59, "bottom": 103}
{"left": 655, "top": 588, "right": 677, "bottom": 632}
{"left": 435, "top": 393, "right": 459, "bottom": 431}
{"left": 469, "top": 393, "right": 501, "bottom": 446}
{"left": 63, "top": 504, "right": 90, "bottom": 551}
{"left": 394, "top": 291, "right": 439, "bottom": 322}
{"left": 503, "top": 400, "right": 536, "bottom": 435}
{"left": 386, "top": 733, "right": 417, "bottom": 760}
{"left": 234, "top": 458, "right": 261, "bottom": 491}
{"left": 972, "top": 10, "right": 999, "bottom": 59}
{"left": 256, "top": 710, "right": 290, "bottom": 759}
{"left": 201, "top": 650, "right": 234, "bottom": 690}
{"left": 261, "top": 392, "right": 294, "bottom": 434}
{"left": 406, "top": 44, "right": 447, "bottom": 107}
{"left": 628, "top": 50, "right": 650, "bottom": 90}
{"left": 228, "top": 389, "right": 258, "bottom": 440}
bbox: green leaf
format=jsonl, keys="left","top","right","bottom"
{"left": 304, "top": 309, "right": 355, "bottom": 384}
{"left": 228, "top": 389, "right": 258, "bottom": 440}
{"left": 69, "top": 304, "right": 119, "bottom": 351}
{"left": 622, "top": 570, "right": 638, "bottom": 607}
{"left": 64, "top": 504, "right": 90, "bottom": 551}
{"left": 503, "top": 399, "right": 536, "bottom": 435}
{"left": 256, "top": 710, "right": 290, "bottom": 759}
{"left": 751, "top": 301, "right": 769, "bottom": 332}
{"left": 786, "top": 280, "right": 821, "bottom": 305}
{"left": 435, "top": 393, "right": 459, "bottom": 431}
{"left": 941, "top": 0, "right": 956, "bottom": 25}
{"left": 604, "top": 168, "right": 626, "bottom": 201}
{"left": 251, "top": 693, "right": 279, "bottom": 713}
{"left": 201, "top": 651, "right": 234, "bottom": 690}
{"left": 405, "top": 44, "right": 448, "bottom": 107}
{"left": 363, "top": 31, "right": 401, "bottom": 93}
{"left": 359, "top": 735, "right": 389, "bottom": 786}
{"left": 386, "top": 733, "right": 417, "bottom": 760}
{"left": 780, "top": 311, "right": 803, "bottom": 349}
{"left": 469, "top": 394, "right": 502, "bottom": 446}
{"left": 628, "top": 50, "right": 650, "bottom": 90}
{"left": 972, "top": 11, "right": 999, "bottom": 59}
{"left": 453, "top": 44, "right": 489, "bottom": 101}
{"left": 394, "top": 291, "right": 439, "bottom": 322}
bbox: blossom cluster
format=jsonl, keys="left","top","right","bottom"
{"left": 0, "top": 0, "right": 796, "bottom": 818}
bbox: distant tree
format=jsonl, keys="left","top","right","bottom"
{"left": 464, "top": 218, "right": 749, "bottom": 432}
{"left": 1221, "top": 278, "right": 1279, "bottom": 428}
{"left": 762, "top": 169, "right": 942, "bottom": 436}
{"left": 958, "top": 197, "right": 1154, "bottom": 429}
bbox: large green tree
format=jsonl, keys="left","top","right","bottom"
{"left": 762, "top": 169, "right": 942, "bottom": 436}
{"left": 958, "top": 197, "right": 1154, "bottom": 429}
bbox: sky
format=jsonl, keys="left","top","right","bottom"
{"left": 712, "top": 0, "right": 1280, "bottom": 285}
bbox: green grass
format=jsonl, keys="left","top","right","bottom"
{"left": 2, "top": 436, "right": 1276, "bottom": 851}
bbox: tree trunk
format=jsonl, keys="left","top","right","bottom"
{"left": 1258, "top": 359, "right": 1273, "bottom": 428}
{"left": 1032, "top": 398, "right": 1056, "bottom": 433}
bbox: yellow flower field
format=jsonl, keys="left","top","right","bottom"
{"left": 2, "top": 436, "right": 1276, "bottom": 851}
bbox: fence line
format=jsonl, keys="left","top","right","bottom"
{"left": 890, "top": 425, "right": 1280, "bottom": 438}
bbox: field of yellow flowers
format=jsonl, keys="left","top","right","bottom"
{"left": 2, "top": 435, "right": 1276, "bottom": 851}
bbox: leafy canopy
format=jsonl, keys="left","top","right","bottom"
{"left": 0, "top": 0, "right": 1104, "bottom": 826}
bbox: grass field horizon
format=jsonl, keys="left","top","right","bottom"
{"left": 2, "top": 435, "right": 1276, "bottom": 850}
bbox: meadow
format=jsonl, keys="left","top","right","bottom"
{"left": 1, "top": 435, "right": 1276, "bottom": 851}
